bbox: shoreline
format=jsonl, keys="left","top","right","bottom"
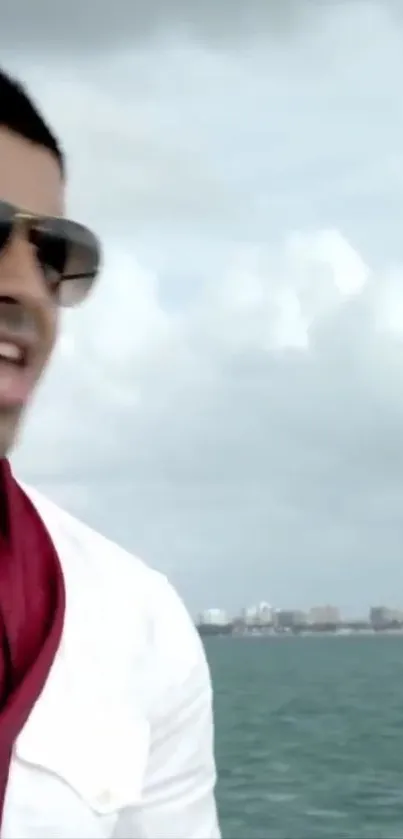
{"left": 198, "top": 627, "right": 403, "bottom": 638}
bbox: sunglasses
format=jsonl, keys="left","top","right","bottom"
{"left": 0, "top": 200, "right": 101, "bottom": 307}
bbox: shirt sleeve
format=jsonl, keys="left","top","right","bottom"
{"left": 114, "top": 580, "right": 221, "bottom": 839}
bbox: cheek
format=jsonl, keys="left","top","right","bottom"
{"left": 38, "top": 305, "right": 59, "bottom": 371}
{"left": 48, "top": 307, "right": 59, "bottom": 354}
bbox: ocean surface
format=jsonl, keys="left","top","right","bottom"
{"left": 204, "top": 635, "right": 403, "bottom": 839}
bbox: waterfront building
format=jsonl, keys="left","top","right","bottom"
{"left": 198, "top": 608, "right": 229, "bottom": 626}
{"left": 309, "top": 605, "right": 340, "bottom": 626}
{"left": 275, "top": 609, "right": 308, "bottom": 629}
{"left": 369, "top": 606, "right": 403, "bottom": 628}
{"left": 242, "top": 602, "right": 273, "bottom": 626}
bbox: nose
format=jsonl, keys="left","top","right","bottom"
{"left": 0, "top": 232, "right": 52, "bottom": 307}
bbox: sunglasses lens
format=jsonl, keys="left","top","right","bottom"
{"left": 35, "top": 218, "right": 101, "bottom": 308}
{"left": 0, "top": 202, "right": 14, "bottom": 251}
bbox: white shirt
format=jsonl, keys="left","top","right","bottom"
{"left": 2, "top": 485, "right": 220, "bottom": 839}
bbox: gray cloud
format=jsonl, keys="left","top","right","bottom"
{"left": 7, "top": 0, "right": 403, "bottom": 618}
{"left": 0, "top": 0, "right": 336, "bottom": 54}
{"left": 14, "top": 232, "right": 403, "bottom": 616}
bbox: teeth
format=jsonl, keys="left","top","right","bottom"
{"left": 0, "top": 341, "right": 22, "bottom": 363}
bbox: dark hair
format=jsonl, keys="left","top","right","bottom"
{"left": 0, "top": 69, "right": 64, "bottom": 174}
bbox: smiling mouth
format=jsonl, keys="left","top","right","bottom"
{"left": 0, "top": 338, "right": 36, "bottom": 409}
{"left": 0, "top": 340, "right": 27, "bottom": 367}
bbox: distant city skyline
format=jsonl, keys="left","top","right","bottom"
{"left": 198, "top": 602, "right": 403, "bottom": 624}
{"left": 198, "top": 603, "right": 403, "bottom": 632}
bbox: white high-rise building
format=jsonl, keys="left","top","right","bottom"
{"left": 259, "top": 602, "right": 273, "bottom": 624}
{"left": 242, "top": 601, "right": 273, "bottom": 625}
{"left": 198, "top": 608, "right": 229, "bottom": 626}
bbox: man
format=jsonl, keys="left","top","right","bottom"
{"left": 0, "top": 70, "right": 220, "bottom": 839}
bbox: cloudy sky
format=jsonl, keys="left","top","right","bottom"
{"left": 5, "top": 0, "right": 403, "bottom": 617}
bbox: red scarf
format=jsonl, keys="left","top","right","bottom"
{"left": 0, "top": 459, "right": 65, "bottom": 824}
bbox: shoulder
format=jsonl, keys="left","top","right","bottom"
{"left": 20, "top": 485, "right": 219, "bottom": 837}
{"left": 22, "top": 483, "right": 210, "bottom": 696}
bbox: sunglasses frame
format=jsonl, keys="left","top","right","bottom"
{"left": 0, "top": 201, "right": 101, "bottom": 306}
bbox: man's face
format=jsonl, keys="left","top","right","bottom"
{"left": 0, "top": 127, "right": 63, "bottom": 457}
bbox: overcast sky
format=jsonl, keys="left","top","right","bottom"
{"left": 6, "top": 0, "right": 403, "bottom": 617}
